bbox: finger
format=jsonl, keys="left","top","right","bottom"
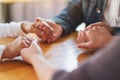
{"left": 42, "top": 26, "right": 51, "bottom": 39}
{"left": 36, "top": 19, "right": 55, "bottom": 32}
{"left": 77, "top": 30, "right": 83, "bottom": 40}
{"left": 35, "top": 17, "right": 43, "bottom": 22}
{"left": 47, "top": 38, "right": 52, "bottom": 43}
{"left": 25, "top": 34, "right": 38, "bottom": 41}
{"left": 40, "top": 19, "right": 55, "bottom": 28}
{"left": 34, "top": 22, "right": 43, "bottom": 29}
{"left": 47, "top": 33, "right": 57, "bottom": 43}
{"left": 36, "top": 31, "right": 47, "bottom": 41}
{"left": 21, "top": 37, "right": 31, "bottom": 47}
{"left": 91, "top": 26, "right": 97, "bottom": 30}
{"left": 30, "top": 39, "right": 40, "bottom": 48}
{"left": 35, "top": 22, "right": 51, "bottom": 35}
{"left": 85, "top": 23, "right": 100, "bottom": 31}
{"left": 40, "top": 23, "right": 49, "bottom": 31}
{"left": 76, "top": 30, "right": 87, "bottom": 43}
{"left": 77, "top": 42, "right": 92, "bottom": 49}
{"left": 42, "top": 21, "right": 54, "bottom": 31}
{"left": 23, "top": 34, "right": 33, "bottom": 42}
{"left": 22, "top": 39, "right": 30, "bottom": 47}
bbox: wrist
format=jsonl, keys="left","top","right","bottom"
{"left": 30, "top": 54, "right": 44, "bottom": 65}
{"left": 21, "top": 21, "right": 33, "bottom": 33}
{"left": 31, "top": 54, "right": 57, "bottom": 80}
{"left": 55, "top": 22, "right": 64, "bottom": 37}
{"left": 2, "top": 45, "right": 12, "bottom": 59}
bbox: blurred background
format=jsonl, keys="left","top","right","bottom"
{"left": 0, "top": 0, "right": 68, "bottom": 22}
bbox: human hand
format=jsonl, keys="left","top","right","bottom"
{"left": 34, "top": 18, "right": 53, "bottom": 41}
{"left": 85, "top": 22, "right": 113, "bottom": 33}
{"left": 21, "top": 39, "right": 57, "bottom": 80}
{"left": 35, "top": 17, "right": 63, "bottom": 43}
{"left": 22, "top": 21, "right": 51, "bottom": 41}
{"left": 20, "top": 39, "right": 43, "bottom": 64}
{"left": 21, "top": 21, "right": 34, "bottom": 33}
{"left": 2, "top": 34, "right": 32, "bottom": 59}
{"left": 77, "top": 27, "right": 113, "bottom": 49}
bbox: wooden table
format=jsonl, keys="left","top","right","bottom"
{"left": 0, "top": 32, "right": 94, "bottom": 80}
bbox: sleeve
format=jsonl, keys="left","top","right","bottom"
{"left": 0, "top": 45, "right": 6, "bottom": 60}
{"left": 52, "top": 0, "right": 84, "bottom": 35}
{"left": 52, "top": 35, "right": 120, "bottom": 80}
{"left": 112, "top": 27, "right": 120, "bottom": 35}
{"left": 0, "top": 22, "right": 24, "bottom": 38}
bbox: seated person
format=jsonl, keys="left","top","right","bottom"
{"left": 20, "top": 26, "right": 120, "bottom": 80}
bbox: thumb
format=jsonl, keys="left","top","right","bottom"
{"left": 30, "top": 38, "right": 40, "bottom": 48}
{"left": 35, "top": 17, "right": 43, "bottom": 22}
{"left": 76, "top": 30, "right": 86, "bottom": 43}
{"left": 77, "top": 42, "right": 92, "bottom": 49}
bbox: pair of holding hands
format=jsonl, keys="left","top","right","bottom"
{"left": 19, "top": 22, "right": 115, "bottom": 67}
{"left": 2, "top": 17, "right": 63, "bottom": 60}
{"left": 3, "top": 34, "right": 44, "bottom": 64}
{"left": 28, "top": 18, "right": 113, "bottom": 50}
{"left": 22, "top": 18, "right": 63, "bottom": 43}
{"left": 77, "top": 22, "right": 113, "bottom": 49}
{"left": 2, "top": 20, "right": 114, "bottom": 61}
{"left": 29, "top": 19, "right": 113, "bottom": 50}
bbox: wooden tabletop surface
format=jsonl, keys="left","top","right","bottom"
{"left": 0, "top": 32, "right": 94, "bottom": 80}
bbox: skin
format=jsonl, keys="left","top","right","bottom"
{"left": 33, "top": 18, "right": 114, "bottom": 44}
{"left": 20, "top": 22, "right": 115, "bottom": 80}
{"left": 22, "top": 21, "right": 53, "bottom": 41}
{"left": 20, "top": 39, "right": 56, "bottom": 80}
{"left": 32, "top": 19, "right": 114, "bottom": 49}
{"left": 77, "top": 27, "right": 113, "bottom": 49}
{"left": 85, "top": 22, "right": 113, "bottom": 33}
{"left": 2, "top": 34, "right": 32, "bottom": 59}
{"left": 34, "top": 18, "right": 63, "bottom": 43}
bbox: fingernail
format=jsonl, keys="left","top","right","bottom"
{"left": 41, "top": 32, "right": 44, "bottom": 35}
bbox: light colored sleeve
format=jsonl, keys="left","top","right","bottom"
{"left": 0, "top": 22, "right": 24, "bottom": 38}
{"left": 0, "top": 45, "right": 6, "bottom": 60}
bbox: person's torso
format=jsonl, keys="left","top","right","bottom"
{"left": 82, "top": 0, "right": 107, "bottom": 25}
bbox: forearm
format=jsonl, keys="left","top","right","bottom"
{"left": 21, "top": 21, "right": 33, "bottom": 33}
{"left": 31, "top": 54, "right": 56, "bottom": 80}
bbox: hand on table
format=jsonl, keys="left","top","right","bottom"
{"left": 20, "top": 39, "right": 43, "bottom": 64}
{"left": 22, "top": 21, "right": 52, "bottom": 42}
{"left": 34, "top": 17, "right": 63, "bottom": 43}
{"left": 20, "top": 39, "right": 56, "bottom": 80}
{"left": 77, "top": 27, "right": 113, "bottom": 49}
{"left": 2, "top": 34, "right": 32, "bottom": 59}
{"left": 85, "top": 22, "right": 113, "bottom": 33}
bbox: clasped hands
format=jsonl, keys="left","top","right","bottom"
{"left": 2, "top": 19, "right": 114, "bottom": 60}
{"left": 76, "top": 22, "right": 113, "bottom": 49}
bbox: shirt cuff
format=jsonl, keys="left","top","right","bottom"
{"left": 11, "top": 22, "right": 24, "bottom": 36}
{"left": 0, "top": 45, "right": 6, "bottom": 61}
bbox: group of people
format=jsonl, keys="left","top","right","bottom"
{"left": 0, "top": 0, "right": 120, "bottom": 80}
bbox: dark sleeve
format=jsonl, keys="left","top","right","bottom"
{"left": 112, "top": 27, "right": 120, "bottom": 35}
{"left": 52, "top": 0, "right": 84, "bottom": 35}
{"left": 52, "top": 35, "right": 120, "bottom": 80}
